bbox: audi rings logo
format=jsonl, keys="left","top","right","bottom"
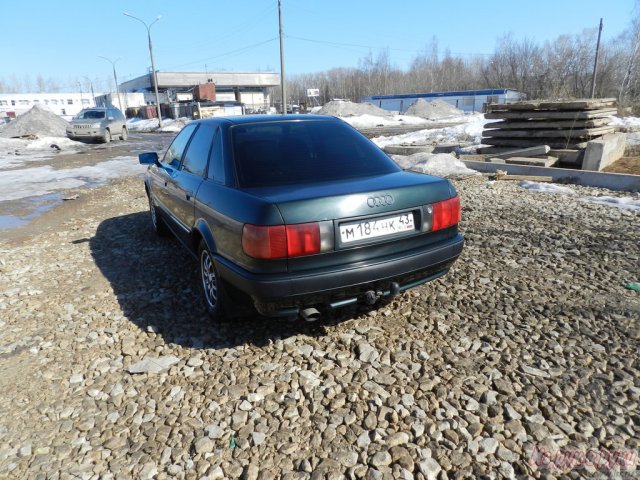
{"left": 367, "top": 194, "right": 394, "bottom": 208}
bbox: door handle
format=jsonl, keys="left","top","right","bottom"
{"left": 185, "top": 190, "right": 193, "bottom": 200}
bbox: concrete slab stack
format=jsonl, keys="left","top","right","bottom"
{"left": 477, "top": 98, "right": 623, "bottom": 170}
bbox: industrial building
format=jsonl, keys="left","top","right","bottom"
{"left": 362, "top": 89, "right": 523, "bottom": 113}
{"left": 119, "top": 71, "right": 280, "bottom": 112}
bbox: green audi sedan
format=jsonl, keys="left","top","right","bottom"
{"left": 139, "top": 115, "right": 463, "bottom": 320}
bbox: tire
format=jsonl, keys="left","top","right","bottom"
{"left": 199, "top": 241, "right": 228, "bottom": 321}
{"left": 147, "top": 193, "right": 168, "bottom": 236}
{"left": 102, "top": 129, "right": 111, "bottom": 143}
{"left": 120, "top": 127, "right": 128, "bottom": 141}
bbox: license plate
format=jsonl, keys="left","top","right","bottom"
{"left": 340, "top": 212, "right": 415, "bottom": 243}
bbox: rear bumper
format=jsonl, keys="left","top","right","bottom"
{"left": 215, "top": 234, "right": 464, "bottom": 315}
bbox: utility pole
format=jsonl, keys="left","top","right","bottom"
{"left": 590, "top": 18, "right": 603, "bottom": 99}
{"left": 278, "top": 0, "right": 286, "bottom": 114}
{"left": 99, "top": 56, "right": 124, "bottom": 112}
{"left": 124, "top": 13, "right": 163, "bottom": 127}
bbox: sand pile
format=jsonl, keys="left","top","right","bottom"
{"left": 318, "top": 100, "right": 393, "bottom": 117}
{"left": 0, "top": 104, "right": 69, "bottom": 138}
{"left": 405, "top": 99, "right": 463, "bottom": 119}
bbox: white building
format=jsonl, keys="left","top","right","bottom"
{"left": 0, "top": 93, "right": 102, "bottom": 120}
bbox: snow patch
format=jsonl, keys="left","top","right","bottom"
{"left": 392, "top": 152, "right": 480, "bottom": 178}
{"left": 0, "top": 136, "right": 83, "bottom": 169}
{"left": 609, "top": 115, "right": 640, "bottom": 129}
{"left": 518, "top": 181, "right": 577, "bottom": 195}
{"left": 580, "top": 195, "right": 640, "bottom": 211}
{"left": 127, "top": 117, "right": 191, "bottom": 133}
{"left": 0, "top": 156, "right": 146, "bottom": 201}
{"left": 373, "top": 114, "right": 487, "bottom": 149}
{"left": 342, "top": 114, "right": 429, "bottom": 129}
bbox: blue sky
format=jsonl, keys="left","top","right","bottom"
{"left": 2, "top": 0, "right": 636, "bottom": 89}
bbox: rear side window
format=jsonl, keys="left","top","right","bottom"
{"left": 232, "top": 120, "right": 399, "bottom": 188}
{"left": 163, "top": 123, "right": 198, "bottom": 169}
{"left": 182, "top": 124, "right": 215, "bottom": 177}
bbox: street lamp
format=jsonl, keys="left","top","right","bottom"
{"left": 123, "top": 12, "right": 163, "bottom": 127}
{"left": 98, "top": 56, "right": 124, "bottom": 112}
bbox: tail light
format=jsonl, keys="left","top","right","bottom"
{"left": 243, "top": 221, "right": 334, "bottom": 259}
{"left": 241, "top": 224, "right": 287, "bottom": 259}
{"left": 423, "top": 196, "right": 461, "bottom": 232}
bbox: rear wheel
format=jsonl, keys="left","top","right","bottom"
{"left": 102, "top": 129, "right": 111, "bottom": 143}
{"left": 120, "top": 127, "right": 128, "bottom": 141}
{"left": 199, "top": 241, "right": 227, "bottom": 321}
{"left": 148, "top": 194, "right": 168, "bottom": 236}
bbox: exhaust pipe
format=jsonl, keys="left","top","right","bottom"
{"left": 300, "top": 307, "right": 321, "bottom": 322}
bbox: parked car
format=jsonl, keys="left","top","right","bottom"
{"left": 66, "top": 107, "right": 127, "bottom": 143}
{"left": 139, "top": 115, "right": 464, "bottom": 320}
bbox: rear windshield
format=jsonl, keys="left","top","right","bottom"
{"left": 75, "top": 110, "right": 105, "bottom": 119}
{"left": 231, "top": 120, "right": 400, "bottom": 188}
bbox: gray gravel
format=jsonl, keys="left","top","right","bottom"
{"left": 0, "top": 175, "right": 638, "bottom": 479}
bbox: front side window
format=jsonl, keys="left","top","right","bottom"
{"left": 162, "top": 123, "right": 198, "bottom": 169}
{"left": 182, "top": 124, "right": 215, "bottom": 177}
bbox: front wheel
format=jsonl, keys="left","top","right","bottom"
{"left": 199, "top": 241, "right": 227, "bottom": 321}
{"left": 102, "top": 129, "right": 111, "bottom": 143}
{"left": 148, "top": 194, "right": 167, "bottom": 236}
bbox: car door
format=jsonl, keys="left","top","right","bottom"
{"left": 171, "top": 123, "right": 217, "bottom": 234}
{"left": 150, "top": 123, "right": 198, "bottom": 230}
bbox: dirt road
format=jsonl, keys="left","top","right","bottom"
{"left": 0, "top": 157, "right": 638, "bottom": 478}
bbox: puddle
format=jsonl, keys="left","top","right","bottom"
{"left": 0, "top": 193, "right": 62, "bottom": 231}
{"left": 0, "top": 215, "right": 28, "bottom": 229}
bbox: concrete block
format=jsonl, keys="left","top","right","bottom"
{"left": 582, "top": 133, "right": 627, "bottom": 171}
{"left": 504, "top": 156, "right": 558, "bottom": 167}
{"left": 549, "top": 149, "right": 584, "bottom": 166}
{"left": 462, "top": 160, "right": 640, "bottom": 192}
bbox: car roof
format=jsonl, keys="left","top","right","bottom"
{"left": 197, "top": 114, "right": 337, "bottom": 126}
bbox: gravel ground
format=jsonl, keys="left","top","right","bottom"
{"left": 0, "top": 175, "right": 638, "bottom": 479}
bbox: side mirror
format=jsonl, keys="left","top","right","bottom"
{"left": 139, "top": 152, "right": 159, "bottom": 165}
{"left": 108, "top": 116, "right": 115, "bottom": 121}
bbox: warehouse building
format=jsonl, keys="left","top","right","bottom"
{"left": 119, "top": 71, "right": 280, "bottom": 111}
{"left": 362, "top": 88, "right": 522, "bottom": 113}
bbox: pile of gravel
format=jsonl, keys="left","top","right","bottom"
{"left": 405, "top": 99, "right": 463, "bottom": 119}
{"left": 318, "top": 100, "right": 393, "bottom": 117}
{"left": 0, "top": 104, "right": 69, "bottom": 139}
